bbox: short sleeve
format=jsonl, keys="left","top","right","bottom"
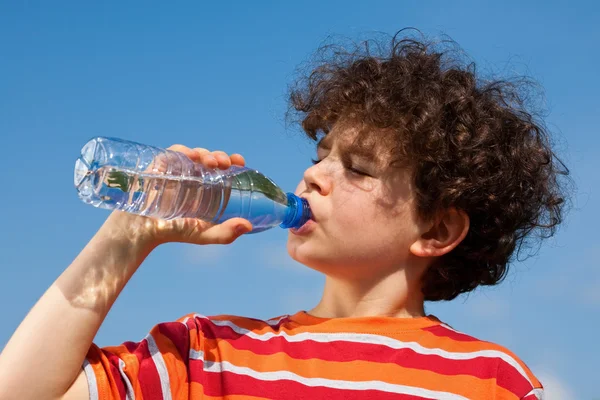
{"left": 494, "top": 352, "right": 544, "bottom": 400}
{"left": 83, "top": 313, "right": 201, "bottom": 400}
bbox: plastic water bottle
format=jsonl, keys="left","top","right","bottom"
{"left": 74, "top": 137, "right": 312, "bottom": 234}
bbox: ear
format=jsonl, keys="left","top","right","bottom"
{"left": 409, "top": 208, "right": 470, "bottom": 258}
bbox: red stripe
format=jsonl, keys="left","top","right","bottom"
{"left": 123, "top": 341, "right": 138, "bottom": 353}
{"left": 100, "top": 349, "right": 127, "bottom": 400}
{"left": 422, "top": 325, "right": 479, "bottom": 342}
{"left": 189, "top": 358, "right": 204, "bottom": 381}
{"left": 497, "top": 362, "right": 536, "bottom": 398}
{"left": 122, "top": 337, "right": 165, "bottom": 400}
{"left": 201, "top": 368, "right": 431, "bottom": 400}
{"left": 158, "top": 321, "right": 190, "bottom": 364}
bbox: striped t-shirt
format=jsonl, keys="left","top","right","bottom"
{"left": 84, "top": 311, "right": 543, "bottom": 399}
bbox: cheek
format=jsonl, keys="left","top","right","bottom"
{"left": 332, "top": 196, "right": 415, "bottom": 241}
{"left": 329, "top": 196, "right": 381, "bottom": 235}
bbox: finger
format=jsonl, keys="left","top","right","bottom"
{"left": 230, "top": 153, "right": 246, "bottom": 167}
{"left": 190, "top": 147, "right": 211, "bottom": 163}
{"left": 167, "top": 144, "right": 193, "bottom": 156}
{"left": 166, "top": 145, "right": 207, "bottom": 167}
{"left": 144, "top": 145, "right": 187, "bottom": 174}
{"left": 211, "top": 151, "right": 232, "bottom": 170}
{"left": 190, "top": 218, "right": 253, "bottom": 245}
{"left": 195, "top": 150, "right": 219, "bottom": 169}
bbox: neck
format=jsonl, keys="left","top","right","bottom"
{"left": 309, "top": 268, "right": 426, "bottom": 319}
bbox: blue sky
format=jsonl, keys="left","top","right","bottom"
{"left": 0, "top": 1, "right": 598, "bottom": 398}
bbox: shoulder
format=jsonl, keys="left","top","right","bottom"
{"left": 173, "top": 312, "right": 291, "bottom": 332}
{"left": 423, "top": 321, "right": 544, "bottom": 399}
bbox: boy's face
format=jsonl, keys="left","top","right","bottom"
{"left": 287, "top": 123, "right": 426, "bottom": 280}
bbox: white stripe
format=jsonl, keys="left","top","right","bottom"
{"left": 118, "top": 358, "right": 136, "bottom": 400}
{"left": 203, "top": 359, "right": 468, "bottom": 400}
{"left": 193, "top": 314, "right": 534, "bottom": 388}
{"left": 523, "top": 388, "right": 545, "bottom": 400}
{"left": 189, "top": 348, "right": 204, "bottom": 360}
{"left": 82, "top": 359, "right": 99, "bottom": 400}
{"left": 145, "top": 333, "right": 172, "bottom": 400}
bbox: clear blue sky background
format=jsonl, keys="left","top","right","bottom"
{"left": 0, "top": 1, "right": 598, "bottom": 399}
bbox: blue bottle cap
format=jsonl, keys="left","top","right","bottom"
{"left": 280, "top": 193, "right": 312, "bottom": 229}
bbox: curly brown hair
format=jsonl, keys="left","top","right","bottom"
{"left": 287, "top": 30, "right": 569, "bottom": 301}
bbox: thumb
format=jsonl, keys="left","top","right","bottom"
{"left": 194, "top": 217, "right": 253, "bottom": 245}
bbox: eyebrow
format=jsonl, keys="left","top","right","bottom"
{"left": 316, "top": 136, "right": 377, "bottom": 162}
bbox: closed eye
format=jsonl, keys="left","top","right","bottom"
{"left": 347, "top": 166, "right": 370, "bottom": 176}
{"left": 311, "top": 158, "right": 370, "bottom": 177}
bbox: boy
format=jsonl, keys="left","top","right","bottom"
{"left": 0, "top": 31, "right": 567, "bottom": 399}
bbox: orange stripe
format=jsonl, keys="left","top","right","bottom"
{"left": 418, "top": 330, "right": 520, "bottom": 354}
{"left": 86, "top": 345, "right": 112, "bottom": 399}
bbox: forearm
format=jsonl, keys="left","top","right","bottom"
{"left": 0, "top": 213, "right": 157, "bottom": 400}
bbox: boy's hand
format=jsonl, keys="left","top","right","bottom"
{"left": 103, "top": 145, "right": 253, "bottom": 248}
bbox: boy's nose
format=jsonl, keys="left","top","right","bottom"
{"left": 303, "top": 162, "right": 332, "bottom": 196}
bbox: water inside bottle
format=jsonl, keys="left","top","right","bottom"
{"left": 75, "top": 162, "right": 290, "bottom": 232}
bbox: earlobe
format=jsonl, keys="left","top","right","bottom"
{"left": 409, "top": 208, "right": 470, "bottom": 258}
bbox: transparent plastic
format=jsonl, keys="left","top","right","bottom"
{"left": 74, "top": 137, "right": 311, "bottom": 233}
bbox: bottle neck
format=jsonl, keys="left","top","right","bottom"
{"left": 280, "top": 193, "right": 312, "bottom": 229}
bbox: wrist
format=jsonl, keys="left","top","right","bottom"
{"left": 57, "top": 213, "right": 158, "bottom": 312}
{"left": 101, "top": 211, "right": 162, "bottom": 251}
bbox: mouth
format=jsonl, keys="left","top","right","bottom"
{"left": 300, "top": 195, "right": 317, "bottom": 222}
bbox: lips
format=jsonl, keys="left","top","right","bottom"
{"left": 290, "top": 219, "right": 317, "bottom": 235}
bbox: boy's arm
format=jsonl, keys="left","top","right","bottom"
{"left": 0, "top": 147, "right": 249, "bottom": 400}
{"left": 0, "top": 213, "right": 156, "bottom": 400}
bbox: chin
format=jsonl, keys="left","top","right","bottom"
{"left": 286, "top": 239, "right": 303, "bottom": 264}
{"left": 287, "top": 241, "right": 321, "bottom": 270}
{"left": 286, "top": 242, "right": 346, "bottom": 275}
